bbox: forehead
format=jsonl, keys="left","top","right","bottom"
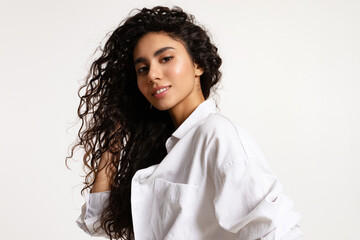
{"left": 133, "top": 32, "right": 185, "bottom": 58}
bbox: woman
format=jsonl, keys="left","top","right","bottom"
{"left": 70, "top": 6, "right": 302, "bottom": 240}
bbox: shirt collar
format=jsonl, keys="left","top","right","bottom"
{"left": 165, "top": 99, "right": 217, "bottom": 152}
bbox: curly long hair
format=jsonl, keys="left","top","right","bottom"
{"left": 67, "top": 6, "right": 222, "bottom": 239}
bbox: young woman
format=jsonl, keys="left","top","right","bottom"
{"left": 71, "top": 6, "right": 302, "bottom": 240}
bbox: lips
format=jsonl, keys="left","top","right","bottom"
{"left": 152, "top": 85, "right": 171, "bottom": 96}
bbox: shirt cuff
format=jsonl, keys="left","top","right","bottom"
{"left": 76, "top": 191, "right": 111, "bottom": 237}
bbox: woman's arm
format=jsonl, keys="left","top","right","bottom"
{"left": 205, "top": 116, "right": 302, "bottom": 239}
{"left": 76, "top": 150, "right": 116, "bottom": 237}
{"left": 91, "top": 150, "right": 117, "bottom": 193}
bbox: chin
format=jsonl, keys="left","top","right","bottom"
{"left": 152, "top": 102, "right": 174, "bottom": 111}
{"left": 153, "top": 105, "right": 171, "bottom": 111}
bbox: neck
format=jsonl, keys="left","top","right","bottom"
{"left": 168, "top": 96, "right": 205, "bottom": 128}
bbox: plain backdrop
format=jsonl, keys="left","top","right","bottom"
{"left": 1, "top": 0, "right": 359, "bottom": 239}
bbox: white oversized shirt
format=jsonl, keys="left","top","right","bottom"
{"left": 77, "top": 99, "right": 302, "bottom": 239}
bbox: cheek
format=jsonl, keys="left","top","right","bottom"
{"left": 172, "top": 59, "right": 195, "bottom": 81}
{"left": 137, "top": 80, "right": 147, "bottom": 95}
{"left": 167, "top": 58, "right": 188, "bottom": 78}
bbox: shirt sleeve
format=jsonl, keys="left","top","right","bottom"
{"left": 210, "top": 119, "right": 302, "bottom": 240}
{"left": 76, "top": 190, "right": 111, "bottom": 237}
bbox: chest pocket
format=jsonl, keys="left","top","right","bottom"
{"left": 150, "top": 178, "right": 199, "bottom": 240}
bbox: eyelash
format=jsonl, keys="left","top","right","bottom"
{"left": 137, "top": 56, "right": 174, "bottom": 74}
{"left": 137, "top": 66, "right": 148, "bottom": 74}
{"left": 161, "top": 56, "right": 173, "bottom": 62}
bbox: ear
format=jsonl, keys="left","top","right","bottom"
{"left": 194, "top": 63, "right": 204, "bottom": 77}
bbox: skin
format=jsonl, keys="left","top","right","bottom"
{"left": 92, "top": 32, "right": 205, "bottom": 192}
{"left": 133, "top": 32, "right": 205, "bottom": 128}
{"left": 91, "top": 151, "right": 116, "bottom": 193}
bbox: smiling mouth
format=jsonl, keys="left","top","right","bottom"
{"left": 152, "top": 86, "right": 171, "bottom": 96}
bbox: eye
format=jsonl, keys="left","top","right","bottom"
{"left": 161, "top": 56, "right": 173, "bottom": 63}
{"left": 137, "top": 66, "right": 148, "bottom": 74}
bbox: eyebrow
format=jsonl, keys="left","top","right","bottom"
{"left": 134, "top": 46, "right": 175, "bottom": 66}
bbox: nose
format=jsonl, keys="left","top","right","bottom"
{"left": 147, "top": 63, "right": 162, "bottom": 83}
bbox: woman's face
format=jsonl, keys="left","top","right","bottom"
{"left": 133, "top": 32, "right": 204, "bottom": 112}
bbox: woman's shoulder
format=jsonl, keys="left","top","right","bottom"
{"left": 195, "top": 113, "right": 262, "bottom": 158}
{"left": 192, "top": 113, "right": 242, "bottom": 148}
{"left": 197, "top": 112, "right": 241, "bottom": 137}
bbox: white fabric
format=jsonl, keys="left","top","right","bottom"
{"left": 76, "top": 190, "right": 110, "bottom": 237}
{"left": 76, "top": 99, "right": 302, "bottom": 239}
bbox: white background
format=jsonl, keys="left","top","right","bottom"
{"left": 1, "top": 0, "right": 359, "bottom": 239}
